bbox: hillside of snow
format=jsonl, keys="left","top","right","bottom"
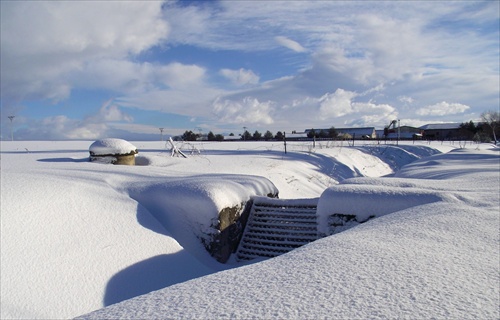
{"left": 1, "top": 140, "right": 497, "bottom": 319}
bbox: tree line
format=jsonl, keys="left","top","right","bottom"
{"left": 180, "top": 130, "right": 284, "bottom": 141}
{"left": 459, "top": 110, "right": 499, "bottom": 142}
{"left": 180, "top": 127, "right": 339, "bottom": 142}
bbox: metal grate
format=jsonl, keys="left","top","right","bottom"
{"left": 236, "top": 199, "right": 318, "bottom": 261}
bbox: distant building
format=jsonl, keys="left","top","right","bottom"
{"left": 305, "top": 127, "right": 376, "bottom": 139}
{"left": 223, "top": 135, "right": 241, "bottom": 141}
{"left": 419, "top": 123, "right": 462, "bottom": 140}
{"left": 285, "top": 132, "right": 309, "bottom": 140}
{"left": 382, "top": 126, "right": 423, "bottom": 139}
{"left": 337, "top": 127, "right": 376, "bottom": 139}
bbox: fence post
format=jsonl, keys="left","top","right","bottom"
{"left": 284, "top": 131, "right": 287, "bottom": 154}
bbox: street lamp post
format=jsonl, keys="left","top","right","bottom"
{"left": 8, "top": 116, "right": 15, "bottom": 141}
{"left": 159, "top": 128, "right": 164, "bottom": 141}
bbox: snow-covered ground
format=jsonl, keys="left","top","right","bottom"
{"left": 1, "top": 140, "right": 498, "bottom": 319}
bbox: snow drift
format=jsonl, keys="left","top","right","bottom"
{"left": 1, "top": 140, "right": 497, "bottom": 319}
{"left": 81, "top": 145, "right": 500, "bottom": 320}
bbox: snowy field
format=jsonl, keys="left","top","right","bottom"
{"left": 1, "top": 139, "right": 498, "bottom": 319}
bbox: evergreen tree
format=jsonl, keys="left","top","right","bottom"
{"left": 459, "top": 121, "right": 477, "bottom": 140}
{"left": 252, "top": 130, "right": 262, "bottom": 141}
{"left": 182, "top": 130, "right": 198, "bottom": 141}
{"left": 264, "top": 130, "right": 274, "bottom": 141}
{"left": 242, "top": 130, "right": 252, "bottom": 141}
{"left": 307, "top": 129, "right": 316, "bottom": 138}
{"left": 207, "top": 131, "right": 216, "bottom": 141}
{"left": 275, "top": 131, "right": 284, "bottom": 140}
{"left": 328, "top": 127, "right": 338, "bottom": 139}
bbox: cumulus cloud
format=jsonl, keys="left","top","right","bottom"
{"left": 416, "top": 101, "right": 470, "bottom": 116}
{"left": 15, "top": 101, "right": 136, "bottom": 140}
{"left": 0, "top": 1, "right": 168, "bottom": 102}
{"left": 68, "top": 60, "right": 208, "bottom": 104}
{"left": 314, "top": 89, "right": 397, "bottom": 127}
{"left": 17, "top": 115, "right": 107, "bottom": 140}
{"left": 219, "top": 68, "right": 260, "bottom": 86}
{"left": 212, "top": 97, "right": 274, "bottom": 125}
{"left": 275, "top": 36, "right": 307, "bottom": 53}
{"left": 157, "top": 63, "right": 207, "bottom": 88}
{"left": 96, "top": 100, "right": 133, "bottom": 123}
{"left": 1, "top": 2, "right": 168, "bottom": 56}
{"left": 318, "top": 89, "right": 358, "bottom": 118}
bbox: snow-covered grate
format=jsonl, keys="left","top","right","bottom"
{"left": 236, "top": 198, "right": 319, "bottom": 261}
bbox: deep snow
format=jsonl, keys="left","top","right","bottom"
{"left": 1, "top": 139, "right": 498, "bottom": 319}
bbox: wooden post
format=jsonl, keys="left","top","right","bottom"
{"left": 284, "top": 131, "right": 287, "bottom": 154}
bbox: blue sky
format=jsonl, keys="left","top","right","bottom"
{"left": 1, "top": 0, "right": 499, "bottom": 140}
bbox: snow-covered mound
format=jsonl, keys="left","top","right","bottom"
{"left": 81, "top": 146, "right": 500, "bottom": 320}
{"left": 89, "top": 138, "right": 138, "bottom": 155}
{"left": 122, "top": 174, "right": 278, "bottom": 263}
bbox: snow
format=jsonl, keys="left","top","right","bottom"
{"left": 1, "top": 140, "right": 498, "bottom": 319}
{"left": 89, "top": 138, "right": 138, "bottom": 155}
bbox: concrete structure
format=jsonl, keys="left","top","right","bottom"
{"left": 89, "top": 138, "right": 138, "bottom": 165}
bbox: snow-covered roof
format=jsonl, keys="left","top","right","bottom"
{"left": 286, "top": 132, "right": 308, "bottom": 139}
{"left": 419, "top": 123, "right": 462, "bottom": 130}
{"left": 336, "top": 127, "right": 375, "bottom": 135}
{"left": 305, "top": 127, "right": 375, "bottom": 136}
{"left": 89, "top": 138, "right": 138, "bottom": 155}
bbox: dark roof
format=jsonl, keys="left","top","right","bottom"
{"left": 419, "top": 123, "right": 462, "bottom": 130}
{"left": 305, "top": 127, "right": 375, "bottom": 135}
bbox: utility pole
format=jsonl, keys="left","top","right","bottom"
{"left": 159, "top": 128, "right": 164, "bottom": 141}
{"left": 8, "top": 116, "right": 15, "bottom": 141}
{"left": 397, "top": 119, "right": 400, "bottom": 146}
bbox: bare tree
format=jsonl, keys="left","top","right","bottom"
{"left": 481, "top": 110, "right": 499, "bottom": 143}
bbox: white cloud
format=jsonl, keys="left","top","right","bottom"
{"left": 219, "top": 68, "right": 259, "bottom": 86}
{"left": 70, "top": 59, "right": 207, "bottom": 98}
{"left": 116, "top": 84, "right": 224, "bottom": 118}
{"left": 212, "top": 97, "right": 275, "bottom": 125}
{"left": 318, "top": 89, "right": 358, "bottom": 118}
{"left": 28, "top": 115, "right": 108, "bottom": 140}
{"left": 1, "top": 1, "right": 168, "bottom": 56}
{"left": 275, "top": 36, "right": 307, "bottom": 53}
{"left": 97, "top": 100, "right": 133, "bottom": 123}
{"left": 157, "top": 63, "right": 207, "bottom": 88}
{"left": 416, "top": 102, "right": 470, "bottom": 116}
{"left": 0, "top": 1, "right": 169, "bottom": 102}
{"left": 398, "top": 96, "right": 415, "bottom": 104}
{"left": 15, "top": 101, "right": 136, "bottom": 140}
